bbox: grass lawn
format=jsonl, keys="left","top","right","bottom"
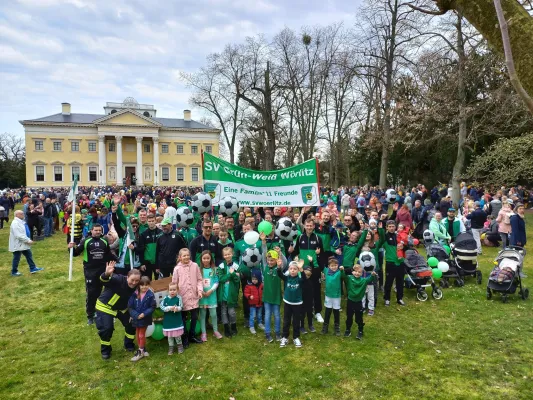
{"left": 1, "top": 210, "right": 532, "bottom": 400}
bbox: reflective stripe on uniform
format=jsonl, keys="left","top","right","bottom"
{"left": 125, "top": 333, "right": 135, "bottom": 340}
{"left": 95, "top": 300, "right": 117, "bottom": 316}
{"left": 108, "top": 294, "right": 120, "bottom": 306}
{"left": 100, "top": 340, "right": 111, "bottom": 345}
{"left": 100, "top": 274, "right": 111, "bottom": 283}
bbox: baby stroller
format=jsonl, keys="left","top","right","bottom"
{"left": 423, "top": 230, "right": 462, "bottom": 288}
{"left": 487, "top": 247, "right": 529, "bottom": 303}
{"left": 403, "top": 249, "right": 443, "bottom": 301}
{"left": 451, "top": 232, "right": 482, "bottom": 285}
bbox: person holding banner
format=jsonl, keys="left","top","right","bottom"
{"left": 69, "top": 223, "right": 116, "bottom": 325}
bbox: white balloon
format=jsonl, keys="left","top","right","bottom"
{"left": 146, "top": 323, "right": 155, "bottom": 338}
{"left": 244, "top": 230, "right": 260, "bottom": 246}
{"left": 437, "top": 261, "right": 449, "bottom": 273}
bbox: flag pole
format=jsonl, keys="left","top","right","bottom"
{"left": 68, "top": 175, "right": 78, "bottom": 281}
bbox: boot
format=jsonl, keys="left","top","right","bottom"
{"left": 334, "top": 324, "right": 341, "bottom": 337}
{"left": 177, "top": 344, "right": 184, "bottom": 354}
{"left": 224, "top": 324, "right": 232, "bottom": 338}
{"left": 231, "top": 323, "right": 238, "bottom": 336}
{"left": 321, "top": 323, "right": 329, "bottom": 335}
{"left": 168, "top": 346, "right": 175, "bottom": 355}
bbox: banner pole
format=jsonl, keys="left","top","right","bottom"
{"left": 68, "top": 201, "right": 75, "bottom": 281}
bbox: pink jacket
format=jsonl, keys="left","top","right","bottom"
{"left": 172, "top": 261, "right": 203, "bottom": 311}
{"left": 496, "top": 209, "right": 512, "bottom": 234}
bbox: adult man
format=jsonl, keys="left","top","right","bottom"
{"left": 43, "top": 198, "right": 54, "bottom": 237}
{"left": 69, "top": 223, "right": 116, "bottom": 324}
{"left": 225, "top": 215, "right": 237, "bottom": 243}
{"left": 0, "top": 192, "right": 12, "bottom": 229}
{"left": 189, "top": 219, "right": 219, "bottom": 266}
{"left": 138, "top": 214, "right": 162, "bottom": 280}
{"left": 442, "top": 208, "right": 466, "bottom": 243}
{"left": 9, "top": 210, "right": 44, "bottom": 276}
{"left": 155, "top": 218, "right": 187, "bottom": 277}
{"left": 466, "top": 202, "right": 488, "bottom": 254}
{"left": 137, "top": 209, "right": 149, "bottom": 234}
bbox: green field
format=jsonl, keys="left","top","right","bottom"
{"left": 1, "top": 211, "right": 532, "bottom": 400}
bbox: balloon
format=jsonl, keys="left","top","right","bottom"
{"left": 432, "top": 268, "right": 443, "bottom": 279}
{"left": 258, "top": 221, "right": 273, "bottom": 236}
{"left": 244, "top": 230, "right": 260, "bottom": 246}
{"left": 443, "top": 245, "right": 451, "bottom": 255}
{"left": 151, "top": 323, "right": 165, "bottom": 341}
{"left": 437, "top": 261, "right": 450, "bottom": 273}
{"left": 146, "top": 323, "right": 155, "bottom": 338}
{"left": 413, "top": 238, "right": 420, "bottom": 246}
{"left": 186, "top": 319, "right": 201, "bottom": 335}
{"left": 428, "top": 257, "right": 439, "bottom": 268}
{"left": 481, "top": 233, "right": 486, "bottom": 240}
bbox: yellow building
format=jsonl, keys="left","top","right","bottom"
{"left": 21, "top": 97, "right": 220, "bottom": 187}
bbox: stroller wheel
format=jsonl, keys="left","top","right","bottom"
{"left": 440, "top": 279, "right": 449, "bottom": 289}
{"left": 432, "top": 288, "right": 443, "bottom": 300}
{"left": 454, "top": 279, "right": 464, "bottom": 287}
{"left": 416, "top": 290, "right": 428, "bottom": 302}
{"left": 522, "top": 288, "right": 529, "bottom": 300}
{"left": 502, "top": 294, "right": 509, "bottom": 303}
{"left": 486, "top": 289, "right": 492, "bottom": 300}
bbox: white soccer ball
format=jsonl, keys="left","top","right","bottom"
{"left": 192, "top": 192, "right": 212, "bottom": 214}
{"left": 176, "top": 207, "right": 194, "bottom": 227}
{"left": 359, "top": 251, "right": 376, "bottom": 272}
{"left": 218, "top": 196, "right": 239, "bottom": 217}
{"left": 275, "top": 217, "right": 298, "bottom": 241}
{"left": 242, "top": 247, "right": 261, "bottom": 268}
{"left": 423, "top": 229, "right": 434, "bottom": 244}
{"left": 386, "top": 189, "right": 397, "bottom": 203}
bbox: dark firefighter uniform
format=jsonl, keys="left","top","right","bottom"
{"left": 72, "top": 235, "right": 116, "bottom": 319}
{"left": 95, "top": 273, "right": 137, "bottom": 358}
{"left": 137, "top": 226, "right": 162, "bottom": 280}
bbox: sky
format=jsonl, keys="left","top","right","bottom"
{"left": 0, "top": 0, "right": 362, "bottom": 137}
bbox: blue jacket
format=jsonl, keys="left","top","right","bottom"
{"left": 466, "top": 209, "right": 487, "bottom": 229}
{"left": 509, "top": 214, "right": 526, "bottom": 247}
{"left": 127, "top": 289, "right": 156, "bottom": 328}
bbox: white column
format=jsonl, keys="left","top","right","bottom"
{"left": 98, "top": 136, "right": 106, "bottom": 186}
{"left": 153, "top": 137, "right": 159, "bottom": 186}
{"left": 116, "top": 136, "right": 123, "bottom": 185}
{"left": 136, "top": 136, "right": 143, "bottom": 186}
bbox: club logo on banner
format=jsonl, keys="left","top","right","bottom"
{"left": 203, "top": 153, "right": 319, "bottom": 207}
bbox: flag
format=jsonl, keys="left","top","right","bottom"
{"left": 67, "top": 175, "right": 79, "bottom": 202}
{"left": 126, "top": 217, "right": 135, "bottom": 247}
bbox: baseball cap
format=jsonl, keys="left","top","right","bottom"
{"left": 162, "top": 217, "right": 172, "bottom": 225}
{"left": 267, "top": 250, "right": 279, "bottom": 259}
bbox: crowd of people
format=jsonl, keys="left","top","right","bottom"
{"left": 3, "top": 182, "right": 529, "bottom": 361}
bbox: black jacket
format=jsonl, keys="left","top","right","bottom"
{"left": 156, "top": 230, "right": 187, "bottom": 267}
{"left": 96, "top": 273, "right": 137, "bottom": 316}
{"left": 73, "top": 236, "right": 116, "bottom": 269}
{"left": 467, "top": 209, "right": 488, "bottom": 230}
{"left": 189, "top": 234, "right": 219, "bottom": 264}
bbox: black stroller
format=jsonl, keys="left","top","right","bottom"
{"left": 423, "top": 230, "right": 462, "bottom": 288}
{"left": 404, "top": 249, "right": 443, "bottom": 301}
{"left": 451, "top": 232, "right": 482, "bottom": 285}
{"left": 487, "top": 247, "right": 529, "bottom": 303}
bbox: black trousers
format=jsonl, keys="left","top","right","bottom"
{"left": 95, "top": 310, "right": 135, "bottom": 356}
{"left": 346, "top": 299, "right": 364, "bottom": 332}
{"left": 324, "top": 307, "right": 340, "bottom": 326}
{"left": 159, "top": 263, "right": 175, "bottom": 278}
{"left": 241, "top": 277, "right": 250, "bottom": 321}
{"left": 384, "top": 262, "right": 404, "bottom": 302}
{"left": 282, "top": 302, "right": 302, "bottom": 339}
{"left": 181, "top": 308, "right": 199, "bottom": 344}
{"left": 27, "top": 220, "right": 41, "bottom": 240}
{"left": 141, "top": 262, "right": 155, "bottom": 280}
{"left": 84, "top": 267, "right": 105, "bottom": 318}
{"left": 300, "top": 284, "right": 314, "bottom": 328}
{"left": 311, "top": 267, "right": 323, "bottom": 314}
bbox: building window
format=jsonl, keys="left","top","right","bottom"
{"left": 161, "top": 144, "right": 169, "bottom": 154}
{"left": 177, "top": 167, "right": 184, "bottom": 181}
{"left": 88, "top": 166, "right": 97, "bottom": 182}
{"left": 71, "top": 166, "right": 80, "bottom": 181}
{"left": 191, "top": 145, "right": 198, "bottom": 154}
{"left": 35, "top": 140, "right": 44, "bottom": 151}
{"left": 36, "top": 166, "right": 45, "bottom": 182}
{"left": 88, "top": 141, "right": 97, "bottom": 152}
{"left": 109, "top": 142, "right": 116, "bottom": 152}
{"left": 205, "top": 145, "right": 212, "bottom": 154}
{"left": 71, "top": 141, "right": 79, "bottom": 152}
{"left": 162, "top": 167, "right": 169, "bottom": 181}
{"left": 191, "top": 167, "right": 199, "bottom": 182}
{"left": 144, "top": 143, "right": 150, "bottom": 153}
{"left": 54, "top": 166, "right": 63, "bottom": 182}
{"left": 176, "top": 144, "right": 184, "bottom": 154}
{"left": 53, "top": 141, "right": 62, "bottom": 151}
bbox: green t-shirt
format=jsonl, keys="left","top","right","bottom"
{"left": 323, "top": 267, "right": 342, "bottom": 298}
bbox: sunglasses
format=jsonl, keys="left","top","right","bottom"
{"left": 203, "top": 226, "right": 213, "bottom": 229}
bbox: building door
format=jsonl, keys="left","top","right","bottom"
{"left": 125, "top": 167, "right": 136, "bottom": 185}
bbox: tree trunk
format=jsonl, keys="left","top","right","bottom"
{"left": 264, "top": 62, "right": 276, "bottom": 170}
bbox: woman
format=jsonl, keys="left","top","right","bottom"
{"left": 395, "top": 204, "right": 412, "bottom": 229}
{"left": 510, "top": 204, "right": 526, "bottom": 247}
{"left": 496, "top": 201, "right": 513, "bottom": 249}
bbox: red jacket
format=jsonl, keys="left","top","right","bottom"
{"left": 244, "top": 283, "right": 263, "bottom": 307}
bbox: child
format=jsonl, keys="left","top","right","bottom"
{"left": 343, "top": 265, "right": 377, "bottom": 339}
{"left": 160, "top": 282, "right": 185, "bottom": 355}
{"left": 300, "top": 257, "right": 315, "bottom": 334}
{"left": 244, "top": 270, "right": 264, "bottom": 334}
{"left": 172, "top": 248, "right": 203, "bottom": 347}
{"left": 199, "top": 250, "right": 223, "bottom": 341}
{"left": 278, "top": 259, "right": 306, "bottom": 348}
{"left": 321, "top": 257, "right": 342, "bottom": 335}
{"left": 216, "top": 227, "right": 234, "bottom": 266}
{"left": 217, "top": 247, "right": 241, "bottom": 337}
{"left": 128, "top": 276, "right": 156, "bottom": 361}
{"left": 261, "top": 246, "right": 287, "bottom": 342}
{"left": 380, "top": 220, "right": 405, "bottom": 306}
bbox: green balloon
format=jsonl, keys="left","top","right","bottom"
{"left": 443, "top": 245, "right": 451, "bottom": 255}
{"left": 428, "top": 257, "right": 439, "bottom": 267}
{"left": 151, "top": 322, "right": 165, "bottom": 341}
{"left": 186, "top": 319, "right": 201, "bottom": 335}
{"left": 432, "top": 268, "right": 443, "bottom": 279}
{"left": 258, "top": 220, "right": 273, "bottom": 236}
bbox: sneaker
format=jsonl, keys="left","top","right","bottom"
{"left": 344, "top": 330, "right": 351, "bottom": 337}
{"left": 368, "top": 310, "right": 375, "bottom": 316}
{"left": 168, "top": 346, "right": 175, "bottom": 355}
{"left": 143, "top": 350, "right": 149, "bottom": 357}
{"left": 294, "top": 338, "right": 302, "bottom": 348}
{"left": 87, "top": 317, "right": 95, "bottom": 325}
{"left": 315, "top": 313, "right": 324, "bottom": 323}
{"left": 258, "top": 323, "right": 265, "bottom": 331}
{"left": 266, "top": 333, "right": 273, "bottom": 343}
{"left": 131, "top": 349, "right": 144, "bottom": 362}
{"left": 397, "top": 299, "right": 405, "bottom": 306}
{"left": 280, "top": 337, "right": 289, "bottom": 348}
{"left": 385, "top": 300, "right": 390, "bottom": 306}
{"left": 177, "top": 344, "right": 184, "bottom": 354}
{"left": 30, "top": 267, "right": 44, "bottom": 274}
{"left": 11, "top": 272, "right": 22, "bottom": 277}
{"left": 300, "top": 327, "right": 308, "bottom": 335}
{"left": 321, "top": 324, "right": 329, "bottom": 334}
{"left": 200, "top": 333, "right": 207, "bottom": 342}
{"left": 213, "top": 331, "right": 223, "bottom": 339}
{"left": 102, "top": 353, "right": 111, "bottom": 360}
{"left": 308, "top": 325, "right": 316, "bottom": 333}
{"left": 275, "top": 333, "right": 282, "bottom": 342}
{"left": 249, "top": 327, "right": 257, "bottom": 335}
{"left": 356, "top": 331, "right": 363, "bottom": 340}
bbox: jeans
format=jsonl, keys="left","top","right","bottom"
{"left": 500, "top": 233, "right": 509, "bottom": 249}
{"left": 12, "top": 249, "right": 37, "bottom": 274}
{"left": 44, "top": 217, "right": 53, "bottom": 237}
{"left": 249, "top": 306, "right": 263, "bottom": 328}
{"left": 263, "top": 303, "right": 280, "bottom": 335}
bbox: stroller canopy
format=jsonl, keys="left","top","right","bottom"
{"left": 454, "top": 232, "right": 477, "bottom": 251}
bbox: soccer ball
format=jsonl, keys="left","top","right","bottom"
{"left": 423, "top": 229, "right": 434, "bottom": 244}
{"left": 275, "top": 217, "right": 298, "bottom": 241}
{"left": 192, "top": 192, "right": 212, "bottom": 214}
{"left": 218, "top": 196, "right": 239, "bottom": 217}
{"left": 386, "top": 189, "right": 397, "bottom": 203}
{"left": 359, "top": 251, "right": 376, "bottom": 272}
{"left": 176, "top": 207, "right": 194, "bottom": 227}
{"left": 242, "top": 247, "right": 261, "bottom": 268}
